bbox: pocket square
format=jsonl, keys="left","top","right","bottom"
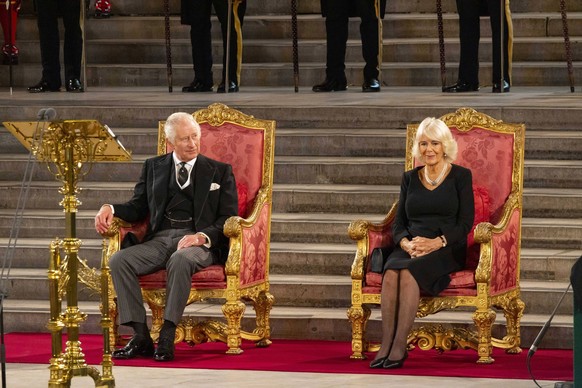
{"left": 210, "top": 183, "right": 221, "bottom": 191}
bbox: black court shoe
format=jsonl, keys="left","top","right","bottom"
{"left": 369, "top": 356, "right": 389, "bottom": 369}
{"left": 383, "top": 350, "right": 408, "bottom": 369}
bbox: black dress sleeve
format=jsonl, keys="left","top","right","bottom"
{"left": 440, "top": 166, "right": 474, "bottom": 245}
{"left": 392, "top": 170, "right": 413, "bottom": 245}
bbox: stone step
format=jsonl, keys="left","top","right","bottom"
{"left": 4, "top": 127, "right": 582, "bottom": 161}
{"left": 1, "top": 237, "right": 580, "bottom": 282}
{"left": 15, "top": 13, "right": 582, "bottom": 41}
{"left": 0, "top": 209, "right": 579, "bottom": 250}
{"left": 1, "top": 153, "right": 581, "bottom": 188}
{"left": 269, "top": 213, "right": 582, "bottom": 249}
{"left": 275, "top": 128, "right": 582, "bottom": 160}
{"left": 3, "top": 96, "right": 582, "bottom": 131}
{"left": 2, "top": 266, "right": 573, "bottom": 314}
{"left": 18, "top": 0, "right": 582, "bottom": 17}
{"left": 13, "top": 34, "right": 582, "bottom": 64}
{"left": 1, "top": 299, "right": 574, "bottom": 349}
{"left": 5, "top": 61, "right": 581, "bottom": 88}
{"left": 13, "top": 37, "right": 582, "bottom": 66}
{"left": 1, "top": 180, "right": 581, "bottom": 218}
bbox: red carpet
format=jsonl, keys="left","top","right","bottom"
{"left": 4, "top": 333, "right": 573, "bottom": 381}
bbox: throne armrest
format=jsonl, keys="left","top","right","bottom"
{"left": 473, "top": 192, "right": 521, "bottom": 290}
{"left": 348, "top": 202, "right": 398, "bottom": 280}
{"left": 223, "top": 188, "right": 271, "bottom": 287}
{"left": 99, "top": 216, "right": 149, "bottom": 262}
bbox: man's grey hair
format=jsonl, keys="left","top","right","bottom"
{"left": 164, "top": 112, "right": 201, "bottom": 143}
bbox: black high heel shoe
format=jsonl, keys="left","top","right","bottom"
{"left": 369, "top": 356, "right": 388, "bottom": 369}
{"left": 383, "top": 350, "right": 408, "bottom": 369}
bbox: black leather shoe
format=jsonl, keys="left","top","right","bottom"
{"left": 492, "top": 80, "right": 510, "bottom": 93}
{"left": 369, "top": 356, "right": 388, "bottom": 369}
{"left": 65, "top": 78, "right": 84, "bottom": 92}
{"left": 217, "top": 81, "right": 239, "bottom": 93}
{"left": 27, "top": 80, "right": 60, "bottom": 93}
{"left": 443, "top": 81, "right": 479, "bottom": 93}
{"left": 362, "top": 78, "right": 380, "bottom": 92}
{"left": 182, "top": 79, "right": 213, "bottom": 93}
{"left": 112, "top": 335, "right": 154, "bottom": 359}
{"left": 153, "top": 337, "right": 175, "bottom": 361}
{"left": 383, "top": 350, "right": 408, "bottom": 369}
{"left": 312, "top": 78, "right": 348, "bottom": 92}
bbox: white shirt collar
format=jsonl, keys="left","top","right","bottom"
{"left": 172, "top": 153, "right": 196, "bottom": 168}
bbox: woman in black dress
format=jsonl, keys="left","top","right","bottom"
{"left": 370, "top": 117, "right": 474, "bottom": 369}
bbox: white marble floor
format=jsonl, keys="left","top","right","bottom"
{"left": 3, "top": 363, "right": 563, "bottom": 388}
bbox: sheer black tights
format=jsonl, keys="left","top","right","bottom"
{"left": 373, "top": 269, "right": 420, "bottom": 361}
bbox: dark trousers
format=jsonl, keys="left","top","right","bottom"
{"left": 189, "top": 0, "right": 246, "bottom": 85}
{"left": 324, "top": 0, "right": 380, "bottom": 81}
{"left": 110, "top": 229, "right": 215, "bottom": 326}
{"left": 456, "top": 0, "right": 511, "bottom": 85}
{"left": 35, "top": 0, "right": 82, "bottom": 88}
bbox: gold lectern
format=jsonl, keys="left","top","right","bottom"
{"left": 3, "top": 119, "right": 132, "bottom": 388}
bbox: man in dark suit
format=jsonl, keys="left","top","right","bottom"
{"left": 27, "top": 0, "right": 84, "bottom": 92}
{"left": 313, "top": 0, "right": 387, "bottom": 93}
{"left": 444, "top": 0, "right": 513, "bottom": 93}
{"left": 181, "top": 0, "right": 246, "bottom": 93}
{"left": 94, "top": 112, "right": 238, "bottom": 362}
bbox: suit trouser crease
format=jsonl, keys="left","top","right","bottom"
{"left": 110, "top": 229, "right": 214, "bottom": 326}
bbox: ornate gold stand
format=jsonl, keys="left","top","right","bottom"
{"left": 3, "top": 119, "right": 131, "bottom": 387}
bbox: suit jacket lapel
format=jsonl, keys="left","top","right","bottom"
{"left": 151, "top": 153, "right": 173, "bottom": 229}
{"left": 193, "top": 154, "right": 215, "bottom": 225}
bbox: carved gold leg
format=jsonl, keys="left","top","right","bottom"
{"left": 47, "top": 239, "right": 65, "bottom": 387}
{"left": 473, "top": 308, "right": 496, "bottom": 364}
{"left": 253, "top": 291, "right": 274, "bottom": 347}
{"left": 99, "top": 243, "right": 115, "bottom": 387}
{"left": 222, "top": 300, "right": 245, "bottom": 354}
{"left": 347, "top": 304, "right": 371, "bottom": 359}
{"left": 503, "top": 297, "right": 525, "bottom": 354}
{"left": 109, "top": 298, "right": 119, "bottom": 346}
{"left": 147, "top": 303, "right": 165, "bottom": 343}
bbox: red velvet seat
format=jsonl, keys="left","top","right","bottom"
{"left": 101, "top": 103, "right": 275, "bottom": 354}
{"left": 348, "top": 107, "right": 526, "bottom": 363}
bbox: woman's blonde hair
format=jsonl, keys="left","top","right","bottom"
{"left": 411, "top": 117, "right": 457, "bottom": 163}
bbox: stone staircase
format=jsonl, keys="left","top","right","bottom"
{"left": 4, "top": 0, "right": 582, "bottom": 89}
{"left": 0, "top": 98, "right": 580, "bottom": 350}
{"left": 0, "top": 0, "right": 580, "bottom": 352}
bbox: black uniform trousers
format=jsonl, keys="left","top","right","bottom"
{"left": 324, "top": 0, "right": 380, "bottom": 81}
{"left": 187, "top": 0, "right": 246, "bottom": 86}
{"left": 456, "top": 0, "right": 511, "bottom": 86}
{"left": 35, "top": 0, "right": 82, "bottom": 89}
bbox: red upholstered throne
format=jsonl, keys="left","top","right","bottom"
{"left": 100, "top": 103, "right": 275, "bottom": 354}
{"left": 347, "top": 107, "right": 526, "bottom": 363}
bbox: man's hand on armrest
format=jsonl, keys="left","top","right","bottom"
{"left": 95, "top": 204, "right": 114, "bottom": 234}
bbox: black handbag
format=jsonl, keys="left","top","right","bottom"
{"left": 370, "top": 247, "right": 389, "bottom": 273}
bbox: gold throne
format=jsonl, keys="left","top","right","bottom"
{"left": 99, "top": 103, "right": 275, "bottom": 354}
{"left": 347, "top": 107, "right": 526, "bottom": 363}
